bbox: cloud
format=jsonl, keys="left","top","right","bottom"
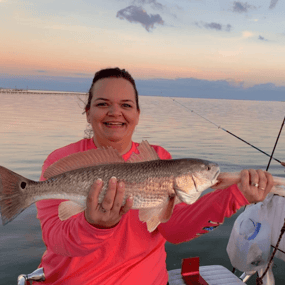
{"left": 117, "top": 5, "right": 164, "bottom": 32}
{"left": 132, "top": 0, "right": 165, "bottom": 10}
{"left": 269, "top": 0, "right": 279, "bottom": 9}
{"left": 195, "top": 22, "right": 232, "bottom": 32}
{"left": 135, "top": 78, "right": 285, "bottom": 101}
{"left": 205, "top": 22, "right": 222, "bottom": 30}
{"left": 258, "top": 35, "right": 268, "bottom": 41}
{"left": 232, "top": 2, "right": 256, "bottom": 13}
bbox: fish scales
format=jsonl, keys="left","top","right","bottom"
{"left": 28, "top": 159, "right": 202, "bottom": 208}
{"left": 0, "top": 142, "right": 220, "bottom": 231}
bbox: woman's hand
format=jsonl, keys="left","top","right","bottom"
{"left": 85, "top": 177, "right": 133, "bottom": 229}
{"left": 237, "top": 169, "right": 274, "bottom": 203}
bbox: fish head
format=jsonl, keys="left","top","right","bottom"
{"left": 174, "top": 159, "right": 220, "bottom": 204}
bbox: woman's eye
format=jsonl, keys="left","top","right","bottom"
{"left": 122, "top": 103, "right": 132, "bottom": 108}
{"left": 96, "top": 102, "right": 107, "bottom": 107}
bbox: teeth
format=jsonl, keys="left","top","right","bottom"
{"left": 104, "top": 122, "right": 124, "bottom": 126}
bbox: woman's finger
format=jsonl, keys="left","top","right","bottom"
{"left": 239, "top": 170, "right": 260, "bottom": 203}
{"left": 111, "top": 181, "right": 125, "bottom": 213}
{"left": 256, "top": 169, "right": 267, "bottom": 191}
{"left": 249, "top": 169, "right": 259, "bottom": 187}
{"left": 120, "top": 196, "right": 133, "bottom": 215}
{"left": 101, "top": 177, "right": 117, "bottom": 211}
{"left": 263, "top": 171, "right": 274, "bottom": 197}
{"left": 86, "top": 179, "right": 102, "bottom": 210}
{"left": 85, "top": 178, "right": 103, "bottom": 224}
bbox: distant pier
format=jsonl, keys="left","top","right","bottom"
{"left": 0, "top": 89, "right": 87, "bottom": 96}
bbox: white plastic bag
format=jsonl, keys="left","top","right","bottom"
{"left": 227, "top": 195, "right": 272, "bottom": 273}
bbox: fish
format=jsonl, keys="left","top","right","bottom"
{"left": 0, "top": 141, "right": 220, "bottom": 232}
{"left": 212, "top": 172, "right": 285, "bottom": 197}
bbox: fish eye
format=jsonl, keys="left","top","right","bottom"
{"left": 20, "top": 182, "right": 27, "bottom": 189}
{"left": 207, "top": 166, "right": 211, "bottom": 171}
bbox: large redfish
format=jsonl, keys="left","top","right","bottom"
{"left": 0, "top": 141, "right": 220, "bottom": 232}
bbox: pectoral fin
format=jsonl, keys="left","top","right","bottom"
{"left": 139, "top": 196, "right": 176, "bottom": 232}
{"left": 58, "top": 201, "right": 86, "bottom": 221}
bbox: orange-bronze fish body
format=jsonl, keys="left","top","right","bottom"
{"left": 0, "top": 141, "right": 220, "bottom": 231}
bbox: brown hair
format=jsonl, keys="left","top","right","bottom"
{"left": 85, "top": 67, "right": 140, "bottom": 112}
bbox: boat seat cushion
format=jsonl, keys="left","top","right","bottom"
{"left": 168, "top": 265, "right": 245, "bottom": 285}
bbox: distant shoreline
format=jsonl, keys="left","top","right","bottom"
{"left": 0, "top": 88, "right": 284, "bottom": 102}
{"left": 0, "top": 88, "right": 87, "bottom": 96}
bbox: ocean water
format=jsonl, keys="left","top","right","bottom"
{"left": 0, "top": 92, "right": 284, "bottom": 284}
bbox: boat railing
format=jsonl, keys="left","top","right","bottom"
{"left": 17, "top": 267, "right": 45, "bottom": 285}
{"left": 18, "top": 265, "right": 253, "bottom": 284}
{"left": 239, "top": 272, "right": 255, "bottom": 283}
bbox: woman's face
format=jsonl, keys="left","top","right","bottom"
{"left": 86, "top": 77, "right": 140, "bottom": 149}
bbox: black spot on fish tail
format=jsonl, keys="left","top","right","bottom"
{"left": 0, "top": 166, "right": 32, "bottom": 225}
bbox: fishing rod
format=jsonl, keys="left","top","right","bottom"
{"left": 266, "top": 116, "right": 285, "bottom": 171}
{"left": 171, "top": 98, "right": 285, "bottom": 167}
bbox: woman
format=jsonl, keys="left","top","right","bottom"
{"left": 35, "top": 67, "right": 273, "bottom": 284}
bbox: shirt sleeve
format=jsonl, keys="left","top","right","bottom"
{"left": 158, "top": 184, "right": 249, "bottom": 244}
{"left": 36, "top": 152, "right": 119, "bottom": 257}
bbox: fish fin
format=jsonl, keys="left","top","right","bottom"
{"left": 0, "top": 166, "right": 33, "bottom": 225}
{"left": 127, "top": 140, "right": 160, "bottom": 163}
{"left": 159, "top": 195, "right": 176, "bottom": 222}
{"left": 139, "top": 196, "right": 176, "bottom": 232}
{"left": 174, "top": 196, "right": 182, "bottom": 206}
{"left": 44, "top": 147, "right": 124, "bottom": 179}
{"left": 146, "top": 216, "right": 161, "bottom": 232}
{"left": 58, "top": 201, "right": 86, "bottom": 221}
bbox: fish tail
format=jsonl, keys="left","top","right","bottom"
{"left": 0, "top": 166, "right": 32, "bottom": 225}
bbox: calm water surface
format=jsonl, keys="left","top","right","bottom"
{"left": 0, "top": 93, "right": 284, "bottom": 284}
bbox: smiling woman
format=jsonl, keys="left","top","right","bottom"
{"left": 85, "top": 68, "right": 140, "bottom": 155}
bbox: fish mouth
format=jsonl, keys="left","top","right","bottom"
{"left": 212, "top": 169, "right": 220, "bottom": 185}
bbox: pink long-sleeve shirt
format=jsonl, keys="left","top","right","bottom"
{"left": 35, "top": 138, "right": 249, "bottom": 285}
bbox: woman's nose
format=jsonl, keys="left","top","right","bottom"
{"left": 108, "top": 104, "right": 121, "bottom": 116}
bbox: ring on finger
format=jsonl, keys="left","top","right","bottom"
{"left": 251, "top": 182, "right": 259, "bottom": 187}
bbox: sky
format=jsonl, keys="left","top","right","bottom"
{"left": 1, "top": 0, "right": 285, "bottom": 100}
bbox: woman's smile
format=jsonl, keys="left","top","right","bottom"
{"left": 103, "top": 121, "right": 126, "bottom": 127}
